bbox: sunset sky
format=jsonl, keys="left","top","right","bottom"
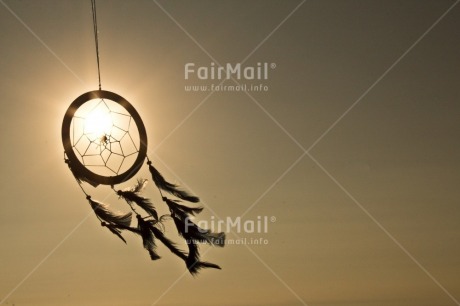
{"left": 1, "top": 1, "right": 459, "bottom": 305}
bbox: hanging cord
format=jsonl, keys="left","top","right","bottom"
{"left": 91, "top": 0, "right": 102, "bottom": 90}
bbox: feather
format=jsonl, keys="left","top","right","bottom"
{"left": 159, "top": 214, "right": 172, "bottom": 222}
{"left": 65, "top": 158, "right": 98, "bottom": 187}
{"left": 186, "top": 240, "right": 200, "bottom": 274}
{"left": 148, "top": 222, "right": 221, "bottom": 275}
{"left": 137, "top": 215, "right": 160, "bottom": 260}
{"left": 172, "top": 214, "right": 225, "bottom": 247}
{"left": 126, "top": 178, "right": 148, "bottom": 193}
{"left": 148, "top": 223, "right": 188, "bottom": 260}
{"left": 201, "top": 231, "right": 226, "bottom": 247}
{"left": 162, "top": 217, "right": 222, "bottom": 274}
{"left": 117, "top": 190, "right": 158, "bottom": 221}
{"left": 186, "top": 240, "right": 221, "bottom": 275}
{"left": 172, "top": 213, "right": 189, "bottom": 238}
{"left": 147, "top": 161, "right": 199, "bottom": 203}
{"left": 87, "top": 196, "right": 132, "bottom": 227}
{"left": 111, "top": 223, "right": 141, "bottom": 235}
{"left": 196, "top": 260, "right": 222, "bottom": 271}
{"left": 164, "top": 197, "right": 203, "bottom": 216}
{"left": 65, "top": 158, "right": 82, "bottom": 183}
{"left": 101, "top": 222, "right": 127, "bottom": 244}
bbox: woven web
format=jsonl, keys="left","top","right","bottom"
{"left": 70, "top": 98, "right": 141, "bottom": 177}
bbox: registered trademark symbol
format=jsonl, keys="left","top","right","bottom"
{"left": 270, "top": 216, "right": 276, "bottom": 222}
{"left": 270, "top": 63, "right": 276, "bottom": 69}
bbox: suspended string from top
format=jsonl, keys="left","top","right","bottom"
{"left": 91, "top": 0, "right": 102, "bottom": 90}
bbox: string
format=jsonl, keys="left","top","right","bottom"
{"left": 91, "top": 0, "right": 102, "bottom": 90}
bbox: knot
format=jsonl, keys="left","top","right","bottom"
{"left": 116, "top": 190, "right": 122, "bottom": 195}
{"left": 136, "top": 214, "right": 142, "bottom": 220}
{"left": 162, "top": 197, "right": 167, "bottom": 201}
{"left": 147, "top": 160, "right": 152, "bottom": 165}
{"left": 101, "top": 222, "right": 107, "bottom": 227}
{"left": 86, "top": 195, "right": 91, "bottom": 200}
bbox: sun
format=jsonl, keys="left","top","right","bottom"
{"left": 84, "top": 106, "right": 113, "bottom": 143}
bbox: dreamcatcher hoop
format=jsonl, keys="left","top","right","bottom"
{"left": 62, "top": 90, "right": 148, "bottom": 186}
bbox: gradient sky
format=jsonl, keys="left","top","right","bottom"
{"left": 1, "top": 1, "right": 459, "bottom": 305}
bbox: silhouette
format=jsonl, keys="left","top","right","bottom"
{"left": 62, "top": 91, "right": 224, "bottom": 275}
{"left": 62, "top": 0, "right": 224, "bottom": 275}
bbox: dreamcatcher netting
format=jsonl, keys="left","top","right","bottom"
{"left": 62, "top": 0, "right": 224, "bottom": 275}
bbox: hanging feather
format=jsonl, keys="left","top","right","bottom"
{"left": 117, "top": 190, "right": 158, "bottom": 221}
{"left": 129, "top": 178, "right": 148, "bottom": 193}
{"left": 164, "top": 197, "right": 203, "bottom": 216}
{"left": 171, "top": 213, "right": 225, "bottom": 247}
{"left": 146, "top": 221, "right": 221, "bottom": 274}
{"left": 65, "top": 158, "right": 98, "bottom": 187}
{"left": 137, "top": 215, "right": 161, "bottom": 260}
{"left": 148, "top": 222, "right": 188, "bottom": 260}
{"left": 87, "top": 196, "right": 132, "bottom": 227}
{"left": 148, "top": 221, "right": 221, "bottom": 274}
{"left": 112, "top": 223, "right": 141, "bottom": 235}
{"left": 185, "top": 239, "right": 221, "bottom": 275}
{"left": 65, "top": 158, "right": 82, "bottom": 183}
{"left": 198, "top": 230, "right": 225, "bottom": 247}
{"left": 101, "top": 222, "right": 127, "bottom": 244}
{"left": 147, "top": 160, "right": 199, "bottom": 203}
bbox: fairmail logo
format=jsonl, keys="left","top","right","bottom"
{"left": 185, "top": 215, "right": 276, "bottom": 234}
{"left": 184, "top": 62, "right": 276, "bottom": 80}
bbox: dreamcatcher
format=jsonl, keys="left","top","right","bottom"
{"left": 62, "top": 0, "right": 224, "bottom": 275}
